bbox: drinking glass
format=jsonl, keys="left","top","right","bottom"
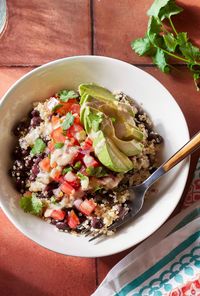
{"left": 0, "top": 0, "right": 7, "bottom": 36}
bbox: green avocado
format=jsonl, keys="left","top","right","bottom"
{"left": 93, "top": 131, "right": 133, "bottom": 173}
{"left": 101, "top": 118, "right": 143, "bottom": 156}
{"left": 79, "top": 83, "right": 145, "bottom": 173}
{"left": 79, "top": 83, "right": 116, "bottom": 103}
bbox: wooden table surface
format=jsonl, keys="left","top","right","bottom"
{"left": 0, "top": 1, "right": 200, "bottom": 295}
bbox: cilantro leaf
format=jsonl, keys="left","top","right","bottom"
{"left": 62, "top": 112, "right": 74, "bottom": 130}
{"left": 19, "top": 195, "right": 44, "bottom": 216}
{"left": 148, "top": 0, "right": 170, "bottom": 17}
{"left": 163, "top": 33, "right": 177, "bottom": 52}
{"left": 77, "top": 172, "right": 89, "bottom": 190}
{"left": 147, "top": 17, "right": 163, "bottom": 47}
{"left": 87, "top": 111, "right": 103, "bottom": 132}
{"left": 73, "top": 161, "right": 82, "bottom": 170}
{"left": 31, "top": 138, "right": 46, "bottom": 156}
{"left": 177, "top": 32, "right": 188, "bottom": 45}
{"left": 131, "top": 36, "right": 155, "bottom": 56}
{"left": 62, "top": 167, "right": 72, "bottom": 175}
{"left": 153, "top": 48, "right": 170, "bottom": 73}
{"left": 52, "top": 104, "right": 63, "bottom": 112}
{"left": 19, "top": 195, "right": 33, "bottom": 213}
{"left": 148, "top": 0, "right": 183, "bottom": 20}
{"left": 31, "top": 195, "right": 43, "bottom": 215}
{"left": 59, "top": 90, "right": 79, "bottom": 102}
{"left": 86, "top": 166, "right": 108, "bottom": 178}
{"left": 54, "top": 142, "right": 64, "bottom": 149}
{"left": 179, "top": 42, "right": 200, "bottom": 62}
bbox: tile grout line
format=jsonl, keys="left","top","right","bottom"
{"left": 90, "top": 0, "right": 94, "bottom": 55}
{"left": 95, "top": 258, "right": 99, "bottom": 288}
{"left": 0, "top": 63, "right": 188, "bottom": 68}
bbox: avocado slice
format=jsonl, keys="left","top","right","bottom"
{"left": 93, "top": 131, "right": 133, "bottom": 173}
{"left": 102, "top": 118, "right": 143, "bottom": 156}
{"left": 86, "top": 100, "right": 144, "bottom": 142}
{"left": 79, "top": 83, "right": 117, "bottom": 103}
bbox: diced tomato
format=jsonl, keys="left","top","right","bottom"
{"left": 51, "top": 127, "right": 66, "bottom": 143}
{"left": 81, "top": 137, "right": 93, "bottom": 152}
{"left": 68, "top": 123, "right": 84, "bottom": 135}
{"left": 83, "top": 155, "right": 99, "bottom": 168}
{"left": 48, "top": 141, "right": 55, "bottom": 152}
{"left": 68, "top": 210, "right": 80, "bottom": 229}
{"left": 39, "top": 157, "right": 51, "bottom": 172}
{"left": 60, "top": 181, "right": 75, "bottom": 196}
{"left": 67, "top": 137, "right": 79, "bottom": 147}
{"left": 56, "top": 99, "right": 77, "bottom": 115}
{"left": 51, "top": 162, "right": 57, "bottom": 168}
{"left": 51, "top": 169, "right": 61, "bottom": 181}
{"left": 70, "top": 104, "right": 80, "bottom": 115}
{"left": 79, "top": 199, "right": 96, "bottom": 216}
{"left": 51, "top": 210, "right": 66, "bottom": 221}
{"left": 51, "top": 115, "right": 60, "bottom": 128}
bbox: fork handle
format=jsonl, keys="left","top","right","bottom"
{"left": 144, "top": 131, "right": 200, "bottom": 188}
{"left": 163, "top": 131, "right": 200, "bottom": 172}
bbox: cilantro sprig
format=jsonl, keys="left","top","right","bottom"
{"left": 31, "top": 138, "right": 46, "bottom": 156}
{"left": 131, "top": 0, "right": 200, "bottom": 90}
{"left": 19, "top": 194, "right": 44, "bottom": 216}
{"left": 58, "top": 89, "right": 79, "bottom": 102}
{"left": 62, "top": 112, "right": 74, "bottom": 130}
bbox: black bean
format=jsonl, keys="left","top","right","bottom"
{"left": 36, "top": 193, "right": 46, "bottom": 199}
{"left": 51, "top": 219, "right": 57, "bottom": 225}
{"left": 91, "top": 217, "right": 103, "bottom": 229}
{"left": 30, "top": 116, "right": 42, "bottom": 128}
{"left": 24, "top": 158, "right": 33, "bottom": 170}
{"left": 31, "top": 163, "right": 39, "bottom": 176}
{"left": 15, "top": 179, "right": 26, "bottom": 192}
{"left": 21, "top": 149, "right": 30, "bottom": 157}
{"left": 56, "top": 222, "right": 70, "bottom": 231}
{"left": 34, "top": 153, "right": 45, "bottom": 164}
{"left": 13, "top": 120, "right": 29, "bottom": 137}
{"left": 31, "top": 109, "right": 40, "bottom": 118}
{"left": 45, "top": 181, "right": 59, "bottom": 192}
{"left": 148, "top": 132, "right": 163, "bottom": 144}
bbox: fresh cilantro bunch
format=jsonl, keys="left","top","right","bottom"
{"left": 131, "top": 0, "right": 200, "bottom": 90}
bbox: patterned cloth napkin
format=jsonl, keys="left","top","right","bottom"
{"left": 93, "top": 158, "right": 200, "bottom": 296}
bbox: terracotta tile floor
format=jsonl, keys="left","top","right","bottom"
{"left": 0, "top": 1, "right": 200, "bottom": 295}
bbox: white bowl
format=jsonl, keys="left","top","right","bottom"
{"left": 0, "top": 56, "right": 189, "bottom": 257}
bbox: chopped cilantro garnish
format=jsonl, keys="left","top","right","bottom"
{"left": 111, "top": 117, "right": 116, "bottom": 123}
{"left": 86, "top": 166, "right": 108, "bottom": 178}
{"left": 52, "top": 104, "right": 63, "bottom": 112}
{"left": 31, "top": 138, "right": 46, "bottom": 156}
{"left": 73, "top": 161, "right": 82, "bottom": 170}
{"left": 62, "top": 112, "right": 74, "bottom": 130}
{"left": 50, "top": 196, "right": 57, "bottom": 204}
{"left": 59, "top": 89, "right": 79, "bottom": 102}
{"left": 77, "top": 172, "right": 89, "bottom": 190}
{"left": 87, "top": 112, "right": 103, "bottom": 132}
{"left": 62, "top": 167, "right": 72, "bottom": 175}
{"left": 19, "top": 194, "right": 44, "bottom": 216}
{"left": 54, "top": 142, "right": 64, "bottom": 149}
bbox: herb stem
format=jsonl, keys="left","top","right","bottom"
{"left": 169, "top": 17, "right": 178, "bottom": 36}
{"left": 161, "top": 48, "right": 189, "bottom": 62}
